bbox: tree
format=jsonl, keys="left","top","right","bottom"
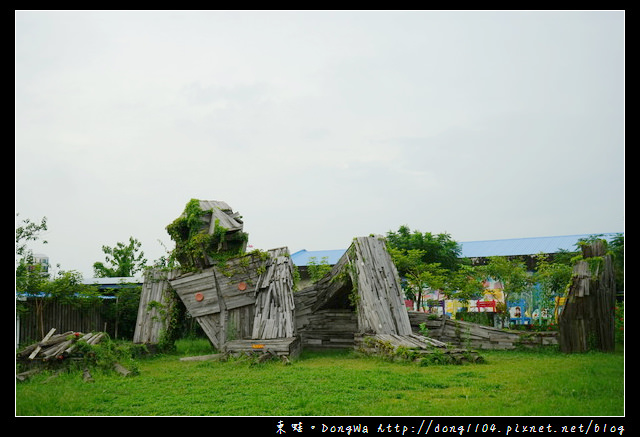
{"left": 93, "top": 237, "right": 147, "bottom": 278}
{"left": 307, "top": 256, "right": 332, "bottom": 283}
{"left": 16, "top": 215, "right": 103, "bottom": 337}
{"left": 16, "top": 214, "right": 50, "bottom": 324}
{"left": 388, "top": 247, "right": 446, "bottom": 310}
{"left": 386, "top": 225, "right": 462, "bottom": 272}
{"left": 387, "top": 226, "right": 483, "bottom": 311}
{"left": 15, "top": 213, "right": 48, "bottom": 259}
{"left": 478, "top": 256, "right": 534, "bottom": 326}
{"left": 607, "top": 233, "right": 624, "bottom": 292}
{"left": 533, "top": 252, "right": 573, "bottom": 322}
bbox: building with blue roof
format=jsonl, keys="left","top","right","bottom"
{"left": 459, "top": 233, "right": 620, "bottom": 260}
{"left": 290, "top": 249, "right": 348, "bottom": 267}
{"left": 290, "top": 233, "right": 622, "bottom": 267}
{"left": 290, "top": 233, "right": 623, "bottom": 321}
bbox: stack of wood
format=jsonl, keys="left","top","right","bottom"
{"left": 297, "top": 309, "right": 357, "bottom": 349}
{"left": 354, "top": 333, "right": 483, "bottom": 364}
{"left": 17, "top": 328, "right": 106, "bottom": 362}
{"left": 558, "top": 240, "right": 617, "bottom": 353}
{"left": 16, "top": 328, "right": 134, "bottom": 382}
{"left": 408, "top": 312, "right": 558, "bottom": 349}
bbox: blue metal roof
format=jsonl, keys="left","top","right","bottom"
{"left": 290, "top": 249, "right": 347, "bottom": 267}
{"left": 290, "top": 233, "right": 622, "bottom": 265}
{"left": 459, "top": 233, "right": 621, "bottom": 258}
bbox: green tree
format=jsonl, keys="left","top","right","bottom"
{"left": 15, "top": 213, "right": 48, "bottom": 259}
{"left": 478, "top": 256, "right": 534, "bottom": 325}
{"left": 607, "top": 233, "right": 624, "bottom": 292}
{"left": 387, "top": 227, "right": 483, "bottom": 310}
{"left": 93, "top": 237, "right": 148, "bottom": 278}
{"left": 386, "top": 225, "right": 462, "bottom": 272}
{"left": 16, "top": 214, "right": 50, "bottom": 325}
{"left": 307, "top": 256, "right": 332, "bottom": 283}
{"left": 533, "top": 252, "right": 573, "bottom": 322}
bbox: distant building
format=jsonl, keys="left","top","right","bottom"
{"left": 290, "top": 233, "right": 623, "bottom": 322}
{"left": 291, "top": 233, "right": 621, "bottom": 269}
{"left": 29, "top": 253, "right": 49, "bottom": 274}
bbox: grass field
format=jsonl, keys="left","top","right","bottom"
{"left": 15, "top": 339, "right": 625, "bottom": 416}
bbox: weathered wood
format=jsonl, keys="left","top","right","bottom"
{"left": 82, "top": 368, "right": 94, "bottom": 383}
{"left": 558, "top": 241, "right": 617, "bottom": 353}
{"left": 196, "top": 313, "right": 223, "bottom": 349}
{"left": 252, "top": 248, "right": 296, "bottom": 340}
{"left": 179, "top": 353, "right": 225, "bottom": 362}
{"left": 354, "top": 333, "right": 483, "bottom": 364}
{"left": 223, "top": 337, "right": 301, "bottom": 357}
{"left": 28, "top": 328, "right": 56, "bottom": 359}
{"left": 16, "top": 368, "right": 41, "bottom": 382}
{"left": 113, "top": 362, "right": 133, "bottom": 377}
{"left": 407, "top": 312, "right": 558, "bottom": 350}
{"left": 296, "top": 309, "right": 357, "bottom": 349}
{"left": 315, "top": 236, "right": 412, "bottom": 336}
{"left": 134, "top": 269, "right": 179, "bottom": 344}
{"left": 18, "top": 331, "right": 108, "bottom": 361}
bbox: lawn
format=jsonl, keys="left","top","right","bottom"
{"left": 15, "top": 339, "right": 625, "bottom": 416}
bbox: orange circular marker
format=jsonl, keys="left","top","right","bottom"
{"left": 195, "top": 292, "right": 204, "bottom": 302}
{"left": 238, "top": 282, "right": 247, "bottom": 291}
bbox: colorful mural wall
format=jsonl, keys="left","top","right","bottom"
{"left": 405, "top": 277, "right": 559, "bottom": 325}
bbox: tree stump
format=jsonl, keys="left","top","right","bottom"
{"left": 558, "top": 240, "right": 616, "bottom": 353}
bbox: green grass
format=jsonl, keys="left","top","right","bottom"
{"left": 15, "top": 340, "right": 625, "bottom": 416}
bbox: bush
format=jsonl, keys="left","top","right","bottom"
{"left": 456, "top": 311, "right": 494, "bottom": 327}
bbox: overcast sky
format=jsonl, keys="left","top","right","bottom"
{"left": 15, "top": 10, "right": 624, "bottom": 278}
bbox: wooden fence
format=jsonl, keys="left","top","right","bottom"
{"left": 17, "top": 298, "right": 110, "bottom": 347}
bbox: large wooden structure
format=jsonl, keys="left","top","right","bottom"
{"left": 558, "top": 240, "right": 616, "bottom": 353}
{"left": 134, "top": 200, "right": 477, "bottom": 359}
{"left": 169, "top": 247, "right": 298, "bottom": 356}
{"left": 295, "top": 236, "right": 414, "bottom": 347}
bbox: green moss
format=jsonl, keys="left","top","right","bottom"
{"left": 166, "top": 199, "right": 248, "bottom": 270}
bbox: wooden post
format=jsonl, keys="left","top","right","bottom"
{"left": 558, "top": 240, "right": 617, "bottom": 353}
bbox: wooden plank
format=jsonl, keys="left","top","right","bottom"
{"left": 179, "top": 354, "right": 225, "bottom": 362}
{"left": 28, "top": 328, "right": 56, "bottom": 360}
{"left": 134, "top": 269, "right": 179, "bottom": 344}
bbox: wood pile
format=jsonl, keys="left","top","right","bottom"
{"left": 354, "top": 333, "right": 483, "bottom": 364}
{"left": 17, "top": 328, "right": 106, "bottom": 362}
{"left": 297, "top": 309, "right": 357, "bottom": 349}
{"left": 16, "top": 328, "right": 124, "bottom": 382}
{"left": 408, "top": 312, "right": 558, "bottom": 349}
{"left": 558, "top": 240, "right": 617, "bottom": 353}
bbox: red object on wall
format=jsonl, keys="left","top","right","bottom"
{"left": 477, "top": 300, "right": 496, "bottom": 310}
{"left": 195, "top": 292, "right": 204, "bottom": 302}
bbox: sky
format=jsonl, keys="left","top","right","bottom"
{"left": 15, "top": 10, "right": 624, "bottom": 279}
